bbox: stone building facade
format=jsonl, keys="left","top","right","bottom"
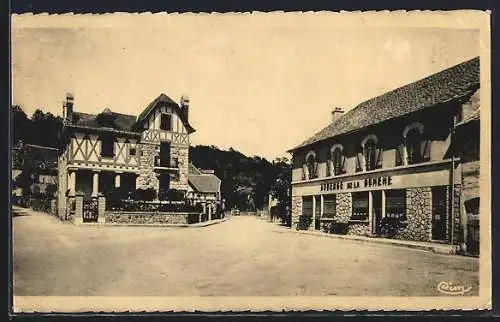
{"left": 287, "top": 57, "right": 482, "bottom": 252}
{"left": 57, "top": 92, "right": 201, "bottom": 221}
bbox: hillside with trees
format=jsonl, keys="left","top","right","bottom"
{"left": 11, "top": 105, "right": 291, "bottom": 214}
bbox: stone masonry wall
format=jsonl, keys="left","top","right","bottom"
{"left": 452, "top": 184, "right": 462, "bottom": 245}
{"left": 336, "top": 193, "right": 351, "bottom": 223}
{"left": 291, "top": 195, "right": 302, "bottom": 229}
{"left": 392, "top": 187, "right": 432, "bottom": 242}
{"left": 169, "top": 144, "right": 190, "bottom": 191}
{"left": 347, "top": 222, "right": 371, "bottom": 236}
{"left": 136, "top": 142, "right": 159, "bottom": 191}
{"left": 105, "top": 211, "right": 190, "bottom": 225}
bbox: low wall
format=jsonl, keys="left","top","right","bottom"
{"left": 105, "top": 211, "right": 200, "bottom": 225}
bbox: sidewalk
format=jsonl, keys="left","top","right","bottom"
{"left": 271, "top": 224, "right": 460, "bottom": 255}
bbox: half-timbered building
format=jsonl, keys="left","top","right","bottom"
{"left": 287, "top": 57, "right": 481, "bottom": 253}
{"left": 57, "top": 92, "right": 221, "bottom": 222}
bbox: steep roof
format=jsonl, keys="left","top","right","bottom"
{"left": 188, "top": 163, "right": 221, "bottom": 193}
{"left": 289, "top": 56, "right": 480, "bottom": 152}
{"left": 72, "top": 110, "right": 138, "bottom": 132}
{"left": 136, "top": 93, "right": 196, "bottom": 134}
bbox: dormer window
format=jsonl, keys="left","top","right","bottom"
{"left": 302, "top": 151, "right": 318, "bottom": 180}
{"left": 160, "top": 113, "right": 172, "bottom": 131}
{"left": 328, "top": 144, "right": 345, "bottom": 176}
{"left": 357, "top": 134, "right": 382, "bottom": 172}
{"left": 397, "top": 122, "right": 430, "bottom": 166}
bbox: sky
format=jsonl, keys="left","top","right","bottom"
{"left": 12, "top": 14, "right": 480, "bottom": 161}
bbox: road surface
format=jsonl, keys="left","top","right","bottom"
{"left": 13, "top": 208, "right": 479, "bottom": 296}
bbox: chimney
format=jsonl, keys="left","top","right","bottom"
{"left": 180, "top": 95, "right": 190, "bottom": 121}
{"left": 331, "top": 107, "right": 344, "bottom": 124}
{"left": 64, "top": 93, "right": 74, "bottom": 124}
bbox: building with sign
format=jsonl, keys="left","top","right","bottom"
{"left": 57, "top": 92, "right": 222, "bottom": 221}
{"left": 287, "top": 57, "right": 480, "bottom": 252}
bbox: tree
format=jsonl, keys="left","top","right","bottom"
{"left": 11, "top": 105, "right": 29, "bottom": 146}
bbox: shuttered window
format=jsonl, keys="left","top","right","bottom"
{"left": 323, "top": 194, "right": 336, "bottom": 218}
{"left": 385, "top": 189, "right": 406, "bottom": 220}
{"left": 302, "top": 196, "right": 313, "bottom": 217}
{"left": 352, "top": 192, "right": 368, "bottom": 220}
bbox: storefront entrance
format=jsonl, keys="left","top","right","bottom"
{"left": 371, "top": 191, "right": 382, "bottom": 235}
{"left": 431, "top": 186, "right": 448, "bottom": 241}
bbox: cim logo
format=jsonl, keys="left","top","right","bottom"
{"left": 437, "top": 281, "right": 472, "bottom": 295}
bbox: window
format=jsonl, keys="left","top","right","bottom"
{"left": 385, "top": 190, "right": 406, "bottom": 220}
{"left": 160, "top": 113, "right": 172, "bottom": 131}
{"left": 129, "top": 147, "right": 137, "bottom": 156}
{"left": 323, "top": 194, "right": 336, "bottom": 218}
{"left": 358, "top": 135, "right": 382, "bottom": 172}
{"left": 101, "top": 136, "right": 114, "bottom": 157}
{"left": 329, "top": 145, "right": 345, "bottom": 176}
{"left": 351, "top": 192, "right": 369, "bottom": 220}
{"left": 406, "top": 128, "right": 422, "bottom": 164}
{"left": 401, "top": 122, "right": 429, "bottom": 166}
{"left": 303, "top": 151, "right": 318, "bottom": 180}
{"left": 364, "top": 140, "right": 377, "bottom": 171}
{"left": 302, "top": 196, "right": 313, "bottom": 216}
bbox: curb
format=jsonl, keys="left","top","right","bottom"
{"left": 73, "top": 218, "right": 229, "bottom": 228}
{"left": 272, "top": 227, "right": 460, "bottom": 255}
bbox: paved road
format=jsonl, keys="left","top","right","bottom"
{"left": 13, "top": 208, "right": 479, "bottom": 296}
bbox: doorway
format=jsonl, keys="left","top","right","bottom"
{"left": 431, "top": 186, "right": 448, "bottom": 241}
{"left": 371, "top": 191, "right": 382, "bottom": 235}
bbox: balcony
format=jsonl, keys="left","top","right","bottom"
{"left": 154, "top": 156, "right": 179, "bottom": 171}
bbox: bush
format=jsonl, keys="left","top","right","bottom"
{"left": 166, "top": 189, "right": 185, "bottom": 201}
{"left": 31, "top": 198, "right": 52, "bottom": 213}
{"left": 135, "top": 188, "right": 156, "bottom": 201}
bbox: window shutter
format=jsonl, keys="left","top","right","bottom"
{"left": 313, "top": 157, "right": 319, "bottom": 178}
{"left": 341, "top": 154, "right": 346, "bottom": 174}
{"left": 356, "top": 151, "right": 363, "bottom": 172}
{"left": 327, "top": 159, "right": 334, "bottom": 177}
{"left": 395, "top": 143, "right": 404, "bottom": 166}
{"left": 421, "top": 139, "right": 431, "bottom": 162}
{"left": 376, "top": 146, "right": 383, "bottom": 169}
{"left": 302, "top": 164, "right": 309, "bottom": 180}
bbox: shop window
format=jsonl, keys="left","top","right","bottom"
{"left": 100, "top": 135, "right": 115, "bottom": 158}
{"left": 322, "top": 194, "right": 336, "bottom": 218}
{"left": 385, "top": 190, "right": 406, "bottom": 220}
{"left": 302, "top": 196, "right": 313, "bottom": 216}
{"left": 351, "top": 192, "right": 369, "bottom": 220}
{"left": 160, "top": 113, "right": 172, "bottom": 131}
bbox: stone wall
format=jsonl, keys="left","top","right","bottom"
{"left": 347, "top": 222, "right": 370, "bottom": 236}
{"left": 57, "top": 153, "right": 68, "bottom": 219}
{"left": 136, "top": 142, "right": 159, "bottom": 191}
{"left": 291, "top": 195, "right": 302, "bottom": 229}
{"left": 105, "top": 211, "right": 191, "bottom": 225}
{"left": 452, "top": 184, "right": 462, "bottom": 245}
{"left": 392, "top": 187, "right": 432, "bottom": 242}
{"left": 336, "top": 193, "right": 351, "bottom": 223}
{"left": 169, "top": 144, "right": 190, "bottom": 191}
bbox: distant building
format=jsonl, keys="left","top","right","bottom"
{"left": 12, "top": 142, "right": 58, "bottom": 197}
{"left": 57, "top": 92, "right": 222, "bottom": 221}
{"left": 187, "top": 163, "right": 222, "bottom": 220}
{"left": 287, "top": 57, "right": 480, "bottom": 253}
